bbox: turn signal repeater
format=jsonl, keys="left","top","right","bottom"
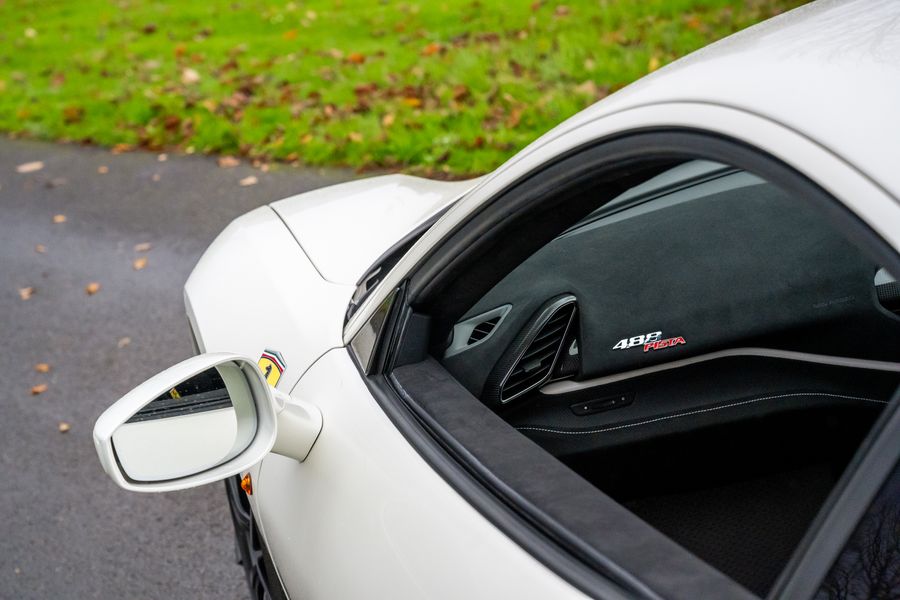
{"left": 240, "top": 473, "right": 253, "bottom": 495}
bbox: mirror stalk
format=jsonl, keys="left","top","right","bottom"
{"left": 270, "top": 389, "right": 323, "bottom": 462}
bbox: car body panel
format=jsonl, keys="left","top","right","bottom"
{"left": 185, "top": 206, "right": 587, "bottom": 598}
{"left": 561, "top": 0, "right": 900, "bottom": 200}
{"left": 185, "top": 205, "right": 355, "bottom": 394}
{"left": 254, "top": 347, "right": 589, "bottom": 600}
{"left": 184, "top": 205, "right": 353, "bottom": 531}
{"left": 270, "top": 174, "right": 482, "bottom": 286}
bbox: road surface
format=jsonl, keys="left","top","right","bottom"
{"left": 0, "top": 139, "right": 352, "bottom": 599}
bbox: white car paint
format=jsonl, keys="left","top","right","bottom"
{"left": 271, "top": 174, "right": 482, "bottom": 286}
{"left": 256, "top": 347, "right": 592, "bottom": 599}
{"left": 185, "top": 205, "right": 354, "bottom": 392}
{"left": 94, "top": 0, "right": 900, "bottom": 597}
{"left": 564, "top": 0, "right": 900, "bottom": 200}
{"left": 182, "top": 203, "right": 591, "bottom": 599}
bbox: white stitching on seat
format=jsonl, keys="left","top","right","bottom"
{"left": 516, "top": 392, "right": 889, "bottom": 436}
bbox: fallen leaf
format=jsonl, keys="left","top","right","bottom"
{"left": 35, "top": 244, "right": 46, "bottom": 254}
{"left": 574, "top": 80, "right": 598, "bottom": 96}
{"left": 163, "top": 115, "right": 181, "bottom": 131}
{"left": 62, "top": 105, "right": 85, "bottom": 124}
{"left": 31, "top": 384, "right": 48, "bottom": 395}
{"left": 97, "top": 165, "right": 109, "bottom": 174}
{"left": 506, "top": 107, "right": 523, "bottom": 128}
{"left": 117, "top": 337, "right": 131, "bottom": 348}
{"left": 381, "top": 113, "right": 395, "bottom": 127}
{"left": 554, "top": 5, "right": 571, "bottom": 16}
{"left": 18, "top": 287, "right": 34, "bottom": 300}
{"left": 58, "top": 422, "right": 71, "bottom": 433}
{"left": 402, "top": 97, "right": 422, "bottom": 108}
{"left": 85, "top": 282, "right": 101, "bottom": 295}
{"left": 111, "top": 143, "right": 132, "bottom": 154}
{"left": 648, "top": 56, "right": 661, "bottom": 72}
{"left": 346, "top": 52, "right": 365, "bottom": 64}
{"left": 181, "top": 67, "right": 200, "bottom": 85}
{"left": 174, "top": 44, "right": 187, "bottom": 58}
{"left": 282, "top": 29, "right": 298, "bottom": 41}
{"left": 134, "top": 242, "right": 152, "bottom": 252}
{"left": 34, "top": 363, "right": 50, "bottom": 373}
{"left": 239, "top": 175, "right": 258, "bottom": 186}
{"left": 16, "top": 161, "right": 44, "bottom": 173}
{"left": 24, "top": 28, "right": 37, "bottom": 39}
{"left": 53, "top": 214, "right": 67, "bottom": 224}
{"left": 422, "top": 42, "right": 442, "bottom": 56}
{"left": 347, "top": 131, "right": 363, "bottom": 143}
{"left": 133, "top": 257, "right": 148, "bottom": 270}
{"left": 452, "top": 84, "right": 470, "bottom": 101}
{"left": 157, "top": 153, "right": 168, "bottom": 162}
{"left": 685, "top": 14, "right": 704, "bottom": 31}
{"left": 142, "top": 23, "right": 157, "bottom": 34}
{"left": 151, "top": 173, "right": 161, "bottom": 182}
{"left": 217, "top": 156, "right": 240, "bottom": 168}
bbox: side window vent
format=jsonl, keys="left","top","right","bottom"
{"left": 444, "top": 305, "right": 512, "bottom": 358}
{"left": 468, "top": 316, "right": 501, "bottom": 344}
{"left": 877, "top": 282, "right": 900, "bottom": 315}
{"left": 494, "top": 296, "right": 577, "bottom": 404}
{"left": 876, "top": 268, "right": 900, "bottom": 315}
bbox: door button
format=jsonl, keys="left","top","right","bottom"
{"left": 570, "top": 393, "right": 633, "bottom": 416}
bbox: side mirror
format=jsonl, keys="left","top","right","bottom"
{"left": 94, "top": 353, "right": 314, "bottom": 493}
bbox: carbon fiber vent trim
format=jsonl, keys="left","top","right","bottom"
{"left": 482, "top": 295, "right": 577, "bottom": 405}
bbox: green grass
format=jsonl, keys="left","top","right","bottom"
{"left": 0, "top": 0, "right": 805, "bottom": 176}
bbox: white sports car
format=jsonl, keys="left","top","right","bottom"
{"left": 94, "top": 2, "right": 900, "bottom": 599}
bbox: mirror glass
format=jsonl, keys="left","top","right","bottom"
{"left": 112, "top": 361, "right": 257, "bottom": 482}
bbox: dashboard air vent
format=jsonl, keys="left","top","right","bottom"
{"left": 498, "top": 296, "right": 576, "bottom": 403}
{"left": 468, "top": 316, "right": 501, "bottom": 344}
{"left": 444, "top": 304, "right": 512, "bottom": 358}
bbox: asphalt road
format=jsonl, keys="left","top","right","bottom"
{"left": 0, "top": 139, "right": 352, "bottom": 599}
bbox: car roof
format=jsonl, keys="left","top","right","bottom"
{"left": 560, "top": 0, "right": 900, "bottom": 200}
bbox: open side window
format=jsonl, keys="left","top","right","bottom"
{"left": 355, "top": 131, "right": 900, "bottom": 600}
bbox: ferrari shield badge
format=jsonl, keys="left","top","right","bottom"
{"left": 258, "top": 349, "right": 287, "bottom": 387}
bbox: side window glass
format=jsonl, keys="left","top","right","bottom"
{"left": 815, "top": 460, "right": 900, "bottom": 600}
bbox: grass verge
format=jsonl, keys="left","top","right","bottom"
{"left": 0, "top": 0, "right": 805, "bottom": 175}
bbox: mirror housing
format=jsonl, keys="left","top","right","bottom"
{"left": 94, "top": 352, "right": 319, "bottom": 493}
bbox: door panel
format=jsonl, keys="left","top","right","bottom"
{"left": 254, "top": 348, "right": 587, "bottom": 600}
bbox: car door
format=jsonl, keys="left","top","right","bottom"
{"left": 253, "top": 106, "right": 900, "bottom": 599}
{"left": 251, "top": 345, "right": 599, "bottom": 600}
